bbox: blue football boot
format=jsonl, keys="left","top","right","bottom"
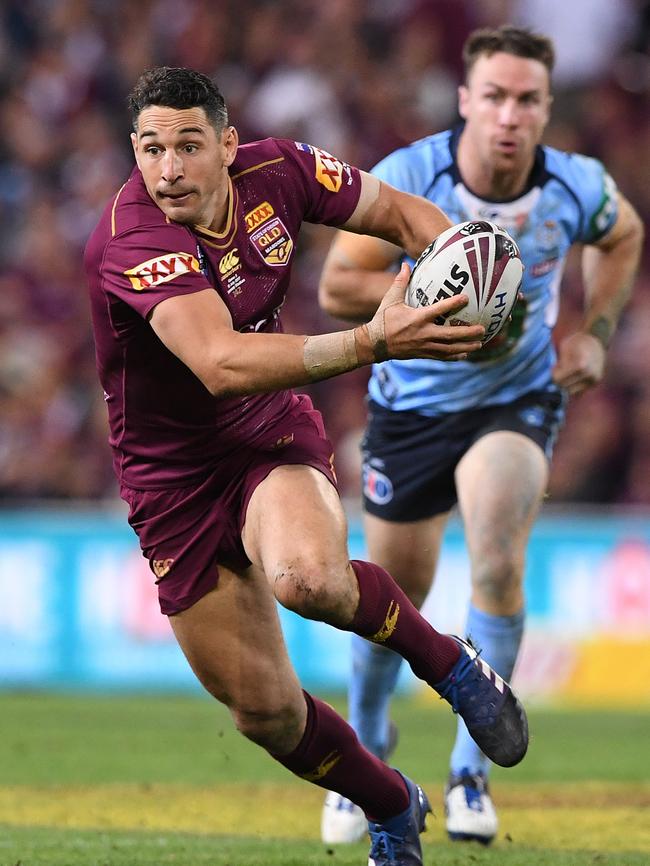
{"left": 435, "top": 635, "right": 528, "bottom": 768}
{"left": 368, "top": 773, "right": 431, "bottom": 866}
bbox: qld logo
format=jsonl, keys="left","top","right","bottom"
{"left": 363, "top": 465, "right": 394, "bottom": 505}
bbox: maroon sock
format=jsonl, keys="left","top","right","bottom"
{"left": 349, "top": 559, "right": 460, "bottom": 685}
{"left": 272, "top": 691, "right": 409, "bottom": 821}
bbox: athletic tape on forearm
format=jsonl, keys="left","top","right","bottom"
{"left": 303, "top": 329, "right": 359, "bottom": 381}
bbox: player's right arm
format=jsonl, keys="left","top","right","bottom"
{"left": 318, "top": 172, "right": 440, "bottom": 322}
{"left": 149, "top": 265, "right": 484, "bottom": 399}
{"left": 319, "top": 230, "right": 399, "bottom": 322}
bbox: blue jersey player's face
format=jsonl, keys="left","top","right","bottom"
{"left": 459, "top": 51, "right": 551, "bottom": 176}
{"left": 131, "top": 106, "right": 238, "bottom": 231}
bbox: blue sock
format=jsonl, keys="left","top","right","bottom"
{"left": 450, "top": 605, "right": 525, "bottom": 777}
{"left": 348, "top": 633, "right": 403, "bottom": 758}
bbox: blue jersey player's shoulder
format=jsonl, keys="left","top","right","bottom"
{"left": 542, "top": 145, "right": 619, "bottom": 243}
{"left": 371, "top": 129, "right": 454, "bottom": 196}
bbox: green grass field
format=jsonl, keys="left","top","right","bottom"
{"left": 0, "top": 692, "right": 649, "bottom": 865}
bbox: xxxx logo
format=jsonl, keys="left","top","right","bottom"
{"left": 219, "top": 248, "right": 240, "bottom": 276}
{"left": 314, "top": 148, "right": 345, "bottom": 193}
{"left": 124, "top": 253, "right": 200, "bottom": 291}
{"left": 245, "top": 201, "right": 274, "bottom": 233}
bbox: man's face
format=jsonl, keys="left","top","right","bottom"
{"left": 458, "top": 52, "right": 551, "bottom": 173}
{"left": 131, "top": 106, "right": 237, "bottom": 228}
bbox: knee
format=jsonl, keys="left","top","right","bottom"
{"left": 232, "top": 698, "right": 304, "bottom": 753}
{"left": 472, "top": 550, "right": 523, "bottom": 607}
{"left": 271, "top": 556, "right": 353, "bottom": 622}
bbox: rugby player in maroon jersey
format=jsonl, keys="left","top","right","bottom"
{"left": 84, "top": 67, "right": 528, "bottom": 865}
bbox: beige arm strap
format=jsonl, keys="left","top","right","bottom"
{"left": 303, "top": 330, "right": 359, "bottom": 381}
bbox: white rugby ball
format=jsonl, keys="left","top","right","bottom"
{"left": 406, "top": 220, "right": 524, "bottom": 344}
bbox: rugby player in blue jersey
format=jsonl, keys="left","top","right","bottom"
{"left": 319, "top": 25, "right": 644, "bottom": 846}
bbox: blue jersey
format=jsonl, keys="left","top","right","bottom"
{"left": 368, "top": 127, "right": 618, "bottom": 414}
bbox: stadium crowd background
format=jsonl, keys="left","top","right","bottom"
{"left": 0, "top": 0, "right": 648, "bottom": 506}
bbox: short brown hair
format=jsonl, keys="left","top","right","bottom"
{"left": 463, "top": 25, "right": 555, "bottom": 81}
{"left": 128, "top": 67, "right": 228, "bottom": 132}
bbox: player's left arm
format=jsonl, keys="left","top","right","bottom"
{"left": 553, "top": 192, "right": 644, "bottom": 394}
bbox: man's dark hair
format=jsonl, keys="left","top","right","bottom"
{"left": 128, "top": 67, "right": 228, "bottom": 131}
{"left": 463, "top": 25, "right": 555, "bottom": 81}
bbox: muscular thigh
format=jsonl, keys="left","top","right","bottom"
{"left": 456, "top": 430, "right": 549, "bottom": 563}
{"left": 455, "top": 388, "right": 564, "bottom": 559}
{"left": 169, "top": 562, "right": 303, "bottom": 713}
{"left": 242, "top": 463, "right": 349, "bottom": 574}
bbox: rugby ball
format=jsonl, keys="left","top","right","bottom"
{"left": 406, "top": 220, "right": 524, "bottom": 343}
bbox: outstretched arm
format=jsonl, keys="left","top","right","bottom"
{"left": 149, "top": 264, "right": 484, "bottom": 399}
{"left": 553, "top": 193, "right": 644, "bottom": 394}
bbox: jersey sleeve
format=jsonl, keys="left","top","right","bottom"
{"left": 561, "top": 153, "right": 619, "bottom": 244}
{"left": 102, "top": 223, "right": 212, "bottom": 319}
{"left": 275, "top": 138, "right": 362, "bottom": 226}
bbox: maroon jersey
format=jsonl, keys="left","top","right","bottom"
{"left": 84, "top": 138, "right": 362, "bottom": 488}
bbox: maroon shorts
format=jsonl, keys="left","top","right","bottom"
{"left": 120, "top": 395, "right": 337, "bottom": 616}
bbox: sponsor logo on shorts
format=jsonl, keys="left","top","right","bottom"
{"left": 363, "top": 465, "right": 394, "bottom": 505}
{"left": 250, "top": 216, "right": 293, "bottom": 266}
{"left": 271, "top": 433, "right": 294, "bottom": 449}
{"left": 329, "top": 453, "right": 337, "bottom": 483}
{"left": 313, "top": 147, "right": 346, "bottom": 193}
{"left": 244, "top": 201, "right": 275, "bottom": 233}
{"left": 124, "top": 253, "right": 201, "bottom": 291}
{"left": 152, "top": 558, "right": 174, "bottom": 581}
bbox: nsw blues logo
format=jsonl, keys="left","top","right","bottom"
{"left": 363, "top": 465, "right": 394, "bottom": 505}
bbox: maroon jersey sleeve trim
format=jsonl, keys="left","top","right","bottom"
{"left": 231, "top": 156, "right": 284, "bottom": 181}
{"left": 111, "top": 182, "right": 128, "bottom": 237}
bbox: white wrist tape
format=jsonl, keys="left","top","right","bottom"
{"left": 303, "top": 329, "right": 358, "bottom": 381}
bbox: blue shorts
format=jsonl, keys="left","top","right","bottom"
{"left": 361, "top": 389, "right": 566, "bottom": 522}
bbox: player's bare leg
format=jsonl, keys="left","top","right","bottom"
{"left": 456, "top": 430, "right": 548, "bottom": 616}
{"left": 446, "top": 429, "right": 548, "bottom": 843}
{"left": 169, "top": 565, "right": 307, "bottom": 754}
{"left": 321, "top": 511, "right": 449, "bottom": 842}
{"left": 169, "top": 560, "right": 428, "bottom": 853}
{"left": 242, "top": 464, "right": 358, "bottom": 626}
{"left": 244, "top": 464, "right": 528, "bottom": 768}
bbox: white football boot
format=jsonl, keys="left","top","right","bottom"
{"left": 321, "top": 791, "right": 367, "bottom": 844}
{"left": 444, "top": 769, "right": 498, "bottom": 844}
{"left": 321, "top": 722, "right": 398, "bottom": 844}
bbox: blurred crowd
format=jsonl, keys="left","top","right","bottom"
{"left": 0, "top": 0, "right": 648, "bottom": 505}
